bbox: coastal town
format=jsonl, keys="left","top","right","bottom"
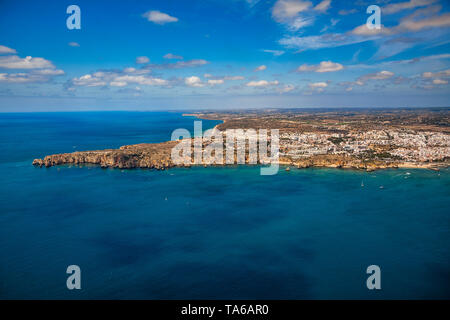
{"left": 190, "top": 108, "right": 450, "bottom": 169}
{"left": 279, "top": 129, "right": 449, "bottom": 163}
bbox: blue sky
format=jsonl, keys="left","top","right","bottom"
{"left": 0, "top": 0, "right": 449, "bottom": 111}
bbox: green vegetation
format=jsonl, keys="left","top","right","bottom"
{"left": 327, "top": 137, "right": 345, "bottom": 145}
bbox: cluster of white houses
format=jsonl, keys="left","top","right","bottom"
{"left": 280, "top": 130, "right": 450, "bottom": 162}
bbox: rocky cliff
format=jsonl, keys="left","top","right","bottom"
{"left": 33, "top": 141, "right": 179, "bottom": 170}
{"left": 33, "top": 141, "right": 445, "bottom": 171}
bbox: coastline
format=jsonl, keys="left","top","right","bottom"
{"left": 32, "top": 142, "right": 448, "bottom": 172}
{"left": 32, "top": 111, "right": 449, "bottom": 172}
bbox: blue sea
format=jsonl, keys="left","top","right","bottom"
{"left": 0, "top": 112, "right": 449, "bottom": 299}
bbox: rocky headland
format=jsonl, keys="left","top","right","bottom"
{"left": 32, "top": 141, "right": 447, "bottom": 171}
{"left": 33, "top": 109, "right": 450, "bottom": 171}
{"left": 33, "top": 141, "right": 179, "bottom": 170}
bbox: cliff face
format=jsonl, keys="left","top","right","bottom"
{"left": 33, "top": 140, "right": 442, "bottom": 171}
{"left": 32, "top": 141, "right": 178, "bottom": 170}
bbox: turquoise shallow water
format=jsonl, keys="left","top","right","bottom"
{"left": 0, "top": 112, "right": 449, "bottom": 299}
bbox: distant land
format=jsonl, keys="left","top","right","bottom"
{"left": 33, "top": 108, "right": 450, "bottom": 171}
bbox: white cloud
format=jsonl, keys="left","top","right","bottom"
{"left": 0, "top": 55, "right": 55, "bottom": 69}
{"left": 272, "top": 0, "right": 331, "bottom": 30}
{"left": 207, "top": 79, "right": 224, "bottom": 85}
{"left": 152, "top": 59, "right": 208, "bottom": 69}
{"left": 0, "top": 51, "right": 63, "bottom": 83}
{"left": 176, "top": 59, "right": 208, "bottom": 68}
{"left": 164, "top": 53, "right": 183, "bottom": 60}
{"left": 383, "top": 0, "right": 437, "bottom": 15}
{"left": 72, "top": 74, "right": 107, "bottom": 87}
{"left": 422, "top": 69, "right": 450, "bottom": 78}
{"left": 400, "top": 11, "right": 450, "bottom": 32}
{"left": 360, "top": 70, "right": 395, "bottom": 81}
{"left": 142, "top": 10, "right": 178, "bottom": 24}
{"left": 272, "top": 0, "right": 312, "bottom": 20}
{"left": 0, "top": 73, "right": 35, "bottom": 83}
{"left": 347, "top": 71, "right": 395, "bottom": 89}
{"left": 289, "top": 17, "right": 315, "bottom": 30}
{"left": 309, "top": 81, "right": 328, "bottom": 88}
{"left": 351, "top": 24, "right": 393, "bottom": 36}
{"left": 281, "top": 6, "right": 450, "bottom": 55}
{"left": 245, "top": 0, "right": 261, "bottom": 7}
{"left": 272, "top": 0, "right": 315, "bottom": 31}
{"left": 246, "top": 80, "right": 279, "bottom": 87}
{"left": 110, "top": 81, "right": 128, "bottom": 87}
{"left": 261, "top": 49, "right": 285, "bottom": 56}
{"left": 121, "top": 67, "right": 151, "bottom": 75}
{"left": 0, "top": 69, "right": 63, "bottom": 83}
{"left": 432, "top": 79, "right": 448, "bottom": 85}
{"left": 70, "top": 68, "right": 168, "bottom": 88}
{"left": 421, "top": 68, "right": 450, "bottom": 88}
{"left": 321, "top": 18, "right": 340, "bottom": 33}
{"left": 68, "top": 42, "right": 80, "bottom": 47}
{"left": 224, "top": 75, "right": 245, "bottom": 80}
{"left": 308, "top": 81, "right": 328, "bottom": 93}
{"left": 185, "top": 76, "right": 204, "bottom": 87}
{"left": 254, "top": 65, "right": 267, "bottom": 72}
{"left": 278, "top": 84, "right": 295, "bottom": 93}
{"left": 314, "top": 0, "right": 331, "bottom": 12}
{"left": 136, "top": 56, "right": 150, "bottom": 64}
{"left": 0, "top": 45, "right": 17, "bottom": 54}
{"left": 205, "top": 74, "right": 244, "bottom": 81}
{"left": 352, "top": 5, "right": 450, "bottom": 36}
{"left": 338, "top": 9, "right": 357, "bottom": 15}
{"left": 280, "top": 33, "right": 373, "bottom": 52}
{"left": 113, "top": 75, "right": 168, "bottom": 86}
{"left": 372, "top": 53, "right": 450, "bottom": 66}
{"left": 69, "top": 58, "right": 208, "bottom": 90}
{"left": 33, "top": 69, "right": 65, "bottom": 75}
{"left": 297, "top": 61, "right": 344, "bottom": 72}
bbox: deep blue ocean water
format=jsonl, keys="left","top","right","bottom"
{"left": 0, "top": 112, "right": 449, "bottom": 299}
